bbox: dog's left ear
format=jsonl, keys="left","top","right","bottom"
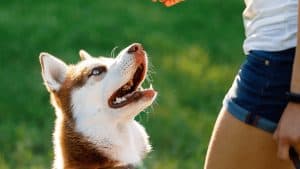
{"left": 39, "top": 53, "right": 67, "bottom": 92}
{"left": 79, "top": 49, "right": 92, "bottom": 60}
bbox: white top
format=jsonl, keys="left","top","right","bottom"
{"left": 243, "top": 0, "right": 298, "bottom": 54}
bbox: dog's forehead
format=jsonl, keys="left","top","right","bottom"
{"left": 59, "top": 57, "right": 111, "bottom": 90}
{"left": 64, "top": 57, "right": 115, "bottom": 82}
{"left": 75, "top": 57, "right": 114, "bottom": 69}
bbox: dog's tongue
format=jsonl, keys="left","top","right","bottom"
{"left": 125, "top": 91, "right": 143, "bottom": 100}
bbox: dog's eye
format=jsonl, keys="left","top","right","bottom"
{"left": 89, "top": 66, "right": 106, "bottom": 77}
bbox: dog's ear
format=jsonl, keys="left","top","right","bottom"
{"left": 79, "top": 49, "right": 92, "bottom": 60}
{"left": 39, "top": 53, "right": 67, "bottom": 92}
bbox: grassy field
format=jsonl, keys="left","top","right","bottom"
{"left": 0, "top": 0, "right": 245, "bottom": 168}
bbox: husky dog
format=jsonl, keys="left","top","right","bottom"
{"left": 39, "top": 43, "right": 157, "bottom": 169}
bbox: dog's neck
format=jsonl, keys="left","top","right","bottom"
{"left": 53, "top": 105, "right": 150, "bottom": 169}
{"left": 74, "top": 113, "right": 150, "bottom": 164}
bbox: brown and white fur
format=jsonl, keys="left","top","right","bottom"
{"left": 39, "top": 43, "right": 157, "bottom": 169}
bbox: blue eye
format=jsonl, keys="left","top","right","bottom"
{"left": 89, "top": 66, "right": 106, "bottom": 77}
{"left": 92, "top": 68, "right": 101, "bottom": 75}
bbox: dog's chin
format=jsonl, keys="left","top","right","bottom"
{"left": 119, "top": 91, "right": 157, "bottom": 119}
{"left": 136, "top": 89, "right": 157, "bottom": 107}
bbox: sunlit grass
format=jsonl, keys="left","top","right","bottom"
{"left": 0, "top": 0, "right": 244, "bottom": 168}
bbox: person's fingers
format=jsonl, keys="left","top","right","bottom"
{"left": 277, "top": 140, "right": 290, "bottom": 160}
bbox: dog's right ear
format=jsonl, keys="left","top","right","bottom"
{"left": 79, "top": 49, "right": 92, "bottom": 60}
{"left": 39, "top": 53, "right": 67, "bottom": 92}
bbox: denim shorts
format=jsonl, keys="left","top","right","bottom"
{"left": 223, "top": 48, "right": 295, "bottom": 130}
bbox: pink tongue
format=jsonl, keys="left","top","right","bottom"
{"left": 132, "top": 92, "right": 142, "bottom": 99}
{"left": 125, "top": 91, "right": 142, "bottom": 100}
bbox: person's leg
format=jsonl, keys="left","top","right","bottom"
{"left": 204, "top": 107, "right": 294, "bottom": 169}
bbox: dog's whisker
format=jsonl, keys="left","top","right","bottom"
{"left": 110, "top": 46, "right": 119, "bottom": 58}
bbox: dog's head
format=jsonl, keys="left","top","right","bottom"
{"left": 40, "top": 43, "right": 157, "bottom": 123}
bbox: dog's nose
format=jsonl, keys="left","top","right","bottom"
{"left": 128, "top": 43, "right": 143, "bottom": 54}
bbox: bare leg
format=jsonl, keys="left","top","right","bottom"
{"left": 204, "top": 107, "right": 294, "bottom": 169}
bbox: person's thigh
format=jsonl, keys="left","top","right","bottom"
{"left": 204, "top": 107, "right": 294, "bottom": 169}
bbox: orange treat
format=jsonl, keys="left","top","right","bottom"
{"left": 153, "top": 0, "right": 183, "bottom": 7}
{"left": 162, "top": 0, "right": 183, "bottom": 7}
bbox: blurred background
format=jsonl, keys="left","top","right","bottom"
{"left": 0, "top": 0, "right": 245, "bottom": 168}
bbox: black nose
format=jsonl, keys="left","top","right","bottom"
{"left": 128, "top": 43, "right": 143, "bottom": 53}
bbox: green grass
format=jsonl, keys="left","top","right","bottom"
{"left": 0, "top": 0, "right": 245, "bottom": 168}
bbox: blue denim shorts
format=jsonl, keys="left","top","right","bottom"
{"left": 223, "top": 48, "right": 295, "bottom": 130}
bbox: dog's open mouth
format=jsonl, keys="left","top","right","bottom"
{"left": 108, "top": 63, "right": 153, "bottom": 108}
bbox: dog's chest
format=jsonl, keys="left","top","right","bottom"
{"left": 75, "top": 121, "right": 146, "bottom": 165}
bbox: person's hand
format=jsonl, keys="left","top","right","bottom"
{"left": 273, "top": 102, "right": 300, "bottom": 160}
{"left": 152, "top": 0, "right": 183, "bottom": 7}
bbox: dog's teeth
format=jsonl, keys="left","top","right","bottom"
{"left": 122, "top": 80, "right": 134, "bottom": 91}
{"left": 116, "top": 97, "right": 122, "bottom": 104}
{"left": 124, "top": 86, "right": 131, "bottom": 91}
{"left": 114, "top": 97, "right": 127, "bottom": 104}
{"left": 122, "top": 85, "right": 129, "bottom": 91}
{"left": 138, "top": 86, "right": 144, "bottom": 91}
{"left": 128, "top": 80, "right": 133, "bottom": 86}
